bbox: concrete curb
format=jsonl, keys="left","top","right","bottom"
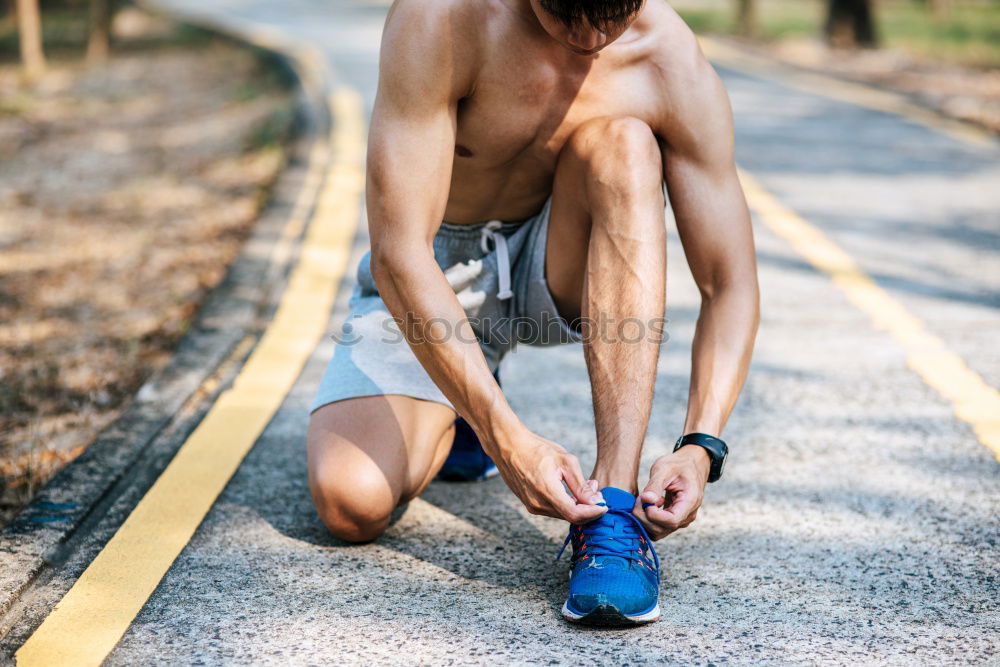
{"left": 0, "top": 7, "right": 335, "bottom": 646}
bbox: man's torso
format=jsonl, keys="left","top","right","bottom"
{"left": 434, "top": 0, "right": 697, "bottom": 224}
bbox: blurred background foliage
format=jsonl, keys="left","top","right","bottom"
{"left": 1, "top": 0, "right": 997, "bottom": 73}
{"left": 675, "top": 0, "right": 999, "bottom": 68}
{"left": 0, "top": 0, "right": 214, "bottom": 77}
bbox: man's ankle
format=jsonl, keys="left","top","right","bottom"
{"left": 589, "top": 469, "right": 638, "bottom": 495}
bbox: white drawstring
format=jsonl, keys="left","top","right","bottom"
{"left": 480, "top": 221, "right": 513, "bottom": 300}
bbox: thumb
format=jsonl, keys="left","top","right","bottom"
{"left": 561, "top": 457, "right": 604, "bottom": 506}
{"left": 640, "top": 467, "right": 672, "bottom": 508}
{"left": 564, "top": 501, "right": 608, "bottom": 524}
{"left": 549, "top": 473, "right": 605, "bottom": 524}
{"left": 640, "top": 491, "right": 664, "bottom": 510}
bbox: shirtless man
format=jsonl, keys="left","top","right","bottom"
{"left": 307, "top": 0, "right": 759, "bottom": 626}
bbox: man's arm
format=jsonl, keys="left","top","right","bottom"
{"left": 367, "top": 0, "right": 605, "bottom": 523}
{"left": 637, "top": 50, "right": 760, "bottom": 539}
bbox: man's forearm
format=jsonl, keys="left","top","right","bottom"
{"left": 683, "top": 283, "right": 759, "bottom": 437}
{"left": 370, "top": 245, "right": 524, "bottom": 448}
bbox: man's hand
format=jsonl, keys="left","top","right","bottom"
{"left": 490, "top": 429, "right": 608, "bottom": 524}
{"left": 634, "top": 445, "right": 711, "bottom": 540}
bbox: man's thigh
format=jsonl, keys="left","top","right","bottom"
{"left": 307, "top": 394, "right": 457, "bottom": 506}
{"left": 544, "top": 153, "right": 592, "bottom": 325}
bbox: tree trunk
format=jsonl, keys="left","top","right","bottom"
{"left": 16, "top": 0, "right": 45, "bottom": 78}
{"left": 736, "top": 0, "right": 756, "bottom": 38}
{"left": 87, "top": 0, "right": 113, "bottom": 63}
{"left": 824, "top": 0, "right": 878, "bottom": 49}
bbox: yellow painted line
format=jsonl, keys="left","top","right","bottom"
{"left": 15, "top": 87, "right": 365, "bottom": 666}
{"left": 264, "top": 136, "right": 330, "bottom": 279}
{"left": 740, "top": 169, "right": 1000, "bottom": 461}
{"left": 700, "top": 37, "right": 995, "bottom": 149}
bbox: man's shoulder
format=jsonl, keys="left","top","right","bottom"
{"left": 387, "top": 0, "right": 461, "bottom": 20}
{"left": 383, "top": 0, "right": 500, "bottom": 72}
{"left": 385, "top": 0, "right": 500, "bottom": 40}
{"left": 385, "top": 0, "right": 463, "bottom": 42}
{"left": 638, "top": 3, "right": 715, "bottom": 97}
{"left": 381, "top": 0, "right": 490, "bottom": 97}
{"left": 629, "top": 5, "right": 731, "bottom": 156}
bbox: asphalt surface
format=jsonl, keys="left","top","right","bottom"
{"left": 20, "top": 0, "right": 1000, "bottom": 663}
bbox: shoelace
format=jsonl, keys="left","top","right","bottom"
{"left": 479, "top": 221, "right": 513, "bottom": 301}
{"left": 556, "top": 504, "right": 660, "bottom": 572}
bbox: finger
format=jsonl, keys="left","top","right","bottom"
{"left": 663, "top": 478, "right": 701, "bottom": 515}
{"left": 646, "top": 488, "right": 698, "bottom": 527}
{"left": 550, "top": 475, "right": 605, "bottom": 524}
{"left": 562, "top": 498, "right": 607, "bottom": 524}
{"left": 640, "top": 489, "right": 664, "bottom": 508}
{"left": 642, "top": 502, "right": 678, "bottom": 526}
{"left": 635, "top": 467, "right": 702, "bottom": 538}
{"left": 561, "top": 457, "right": 604, "bottom": 506}
{"left": 640, "top": 466, "right": 676, "bottom": 508}
{"left": 638, "top": 467, "right": 683, "bottom": 524}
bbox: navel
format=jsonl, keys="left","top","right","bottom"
{"left": 455, "top": 144, "right": 474, "bottom": 158}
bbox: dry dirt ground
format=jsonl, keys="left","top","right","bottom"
{"left": 0, "top": 11, "right": 295, "bottom": 526}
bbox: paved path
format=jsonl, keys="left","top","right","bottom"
{"left": 12, "top": 1, "right": 1000, "bottom": 663}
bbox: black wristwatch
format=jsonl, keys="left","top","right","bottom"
{"left": 674, "top": 433, "right": 728, "bottom": 483}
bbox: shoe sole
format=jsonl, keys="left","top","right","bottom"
{"left": 561, "top": 601, "right": 660, "bottom": 627}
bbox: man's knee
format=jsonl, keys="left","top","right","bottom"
{"left": 566, "top": 116, "right": 662, "bottom": 192}
{"left": 308, "top": 439, "right": 397, "bottom": 543}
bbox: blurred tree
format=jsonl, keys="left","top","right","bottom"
{"left": 86, "top": 0, "right": 113, "bottom": 63}
{"left": 825, "top": 0, "right": 878, "bottom": 48}
{"left": 736, "top": 0, "right": 756, "bottom": 37}
{"left": 16, "top": 0, "right": 45, "bottom": 78}
{"left": 927, "top": 0, "right": 951, "bottom": 20}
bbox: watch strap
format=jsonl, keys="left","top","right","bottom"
{"left": 674, "top": 432, "right": 728, "bottom": 483}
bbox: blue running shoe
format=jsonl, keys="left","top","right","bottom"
{"left": 436, "top": 370, "right": 500, "bottom": 482}
{"left": 557, "top": 487, "right": 660, "bottom": 626}
{"left": 436, "top": 415, "right": 499, "bottom": 481}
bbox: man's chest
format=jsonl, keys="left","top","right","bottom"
{"left": 454, "top": 55, "right": 661, "bottom": 171}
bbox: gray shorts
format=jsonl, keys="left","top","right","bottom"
{"left": 310, "top": 196, "right": 581, "bottom": 413}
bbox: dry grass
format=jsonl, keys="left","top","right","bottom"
{"left": 0, "top": 10, "right": 295, "bottom": 525}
